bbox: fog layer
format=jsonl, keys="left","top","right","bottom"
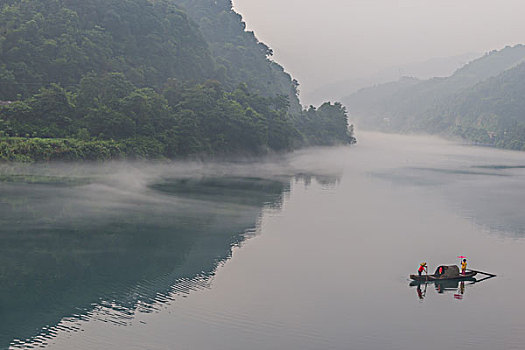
{"left": 14, "top": 132, "right": 525, "bottom": 350}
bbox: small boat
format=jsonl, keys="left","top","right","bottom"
{"left": 410, "top": 265, "right": 477, "bottom": 282}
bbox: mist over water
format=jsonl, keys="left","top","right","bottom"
{"left": 2, "top": 132, "right": 525, "bottom": 349}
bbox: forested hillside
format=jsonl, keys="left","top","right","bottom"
{"left": 173, "top": 0, "right": 302, "bottom": 114}
{"left": 421, "top": 62, "right": 525, "bottom": 150}
{"left": 345, "top": 45, "right": 525, "bottom": 150}
{"left": 0, "top": 0, "right": 216, "bottom": 99}
{"left": 0, "top": 0, "right": 354, "bottom": 161}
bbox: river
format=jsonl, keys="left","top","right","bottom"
{"left": 1, "top": 132, "right": 524, "bottom": 350}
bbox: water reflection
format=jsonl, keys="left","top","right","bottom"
{"left": 410, "top": 277, "right": 495, "bottom": 301}
{"left": 294, "top": 174, "right": 340, "bottom": 189}
{"left": 3, "top": 136, "right": 525, "bottom": 350}
{"left": 0, "top": 167, "right": 338, "bottom": 349}
{"left": 0, "top": 175, "right": 287, "bottom": 348}
{"left": 472, "top": 165, "right": 525, "bottom": 170}
{"left": 369, "top": 162, "right": 525, "bottom": 237}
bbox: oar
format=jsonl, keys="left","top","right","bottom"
{"left": 468, "top": 269, "right": 496, "bottom": 277}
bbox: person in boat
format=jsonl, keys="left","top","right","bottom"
{"left": 418, "top": 262, "right": 427, "bottom": 276}
{"left": 461, "top": 259, "right": 467, "bottom": 275}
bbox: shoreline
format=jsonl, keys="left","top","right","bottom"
{"left": 0, "top": 136, "right": 356, "bottom": 163}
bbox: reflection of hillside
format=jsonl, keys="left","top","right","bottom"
{"left": 293, "top": 174, "right": 340, "bottom": 188}
{"left": 369, "top": 166, "right": 525, "bottom": 237}
{"left": 150, "top": 176, "right": 289, "bottom": 207}
{"left": 0, "top": 176, "right": 290, "bottom": 348}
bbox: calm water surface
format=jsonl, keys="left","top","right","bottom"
{"left": 1, "top": 132, "right": 525, "bottom": 350}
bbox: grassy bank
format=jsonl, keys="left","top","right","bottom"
{"left": 0, "top": 137, "right": 169, "bottom": 162}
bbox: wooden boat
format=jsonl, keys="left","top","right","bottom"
{"left": 410, "top": 271, "right": 476, "bottom": 282}
{"left": 410, "top": 265, "right": 477, "bottom": 282}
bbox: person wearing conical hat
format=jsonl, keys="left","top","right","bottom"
{"left": 418, "top": 262, "right": 427, "bottom": 276}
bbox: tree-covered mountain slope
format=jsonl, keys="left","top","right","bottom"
{"left": 345, "top": 45, "right": 525, "bottom": 134}
{"left": 421, "top": 61, "right": 525, "bottom": 150}
{"left": 173, "top": 0, "right": 302, "bottom": 114}
{"left": 0, "top": 0, "right": 217, "bottom": 99}
{"left": 0, "top": 0, "right": 355, "bottom": 161}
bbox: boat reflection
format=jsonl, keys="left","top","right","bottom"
{"left": 409, "top": 275, "right": 495, "bottom": 301}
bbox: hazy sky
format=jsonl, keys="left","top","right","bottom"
{"left": 232, "top": 0, "right": 525, "bottom": 100}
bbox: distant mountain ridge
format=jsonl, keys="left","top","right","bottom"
{"left": 344, "top": 45, "right": 525, "bottom": 150}
{"left": 304, "top": 52, "right": 479, "bottom": 106}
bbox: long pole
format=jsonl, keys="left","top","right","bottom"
{"left": 468, "top": 269, "right": 496, "bottom": 277}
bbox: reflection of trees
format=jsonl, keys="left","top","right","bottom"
{"left": 293, "top": 173, "right": 341, "bottom": 188}
{"left": 0, "top": 176, "right": 289, "bottom": 348}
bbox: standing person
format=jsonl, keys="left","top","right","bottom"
{"left": 418, "top": 262, "right": 427, "bottom": 276}
{"left": 461, "top": 259, "right": 467, "bottom": 275}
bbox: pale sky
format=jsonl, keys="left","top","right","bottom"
{"left": 232, "top": 0, "right": 525, "bottom": 102}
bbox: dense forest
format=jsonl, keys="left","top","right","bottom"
{"left": 0, "top": 0, "right": 355, "bottom": 161}
{"left": 345, "top": 45, "right": 525, "bottom": 150}
{"left": 173, "top": 0, "right": 303, "bottom": 114}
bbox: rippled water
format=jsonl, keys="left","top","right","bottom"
{"left": 1, "top": 132, "right": 525, "bottom": 350}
